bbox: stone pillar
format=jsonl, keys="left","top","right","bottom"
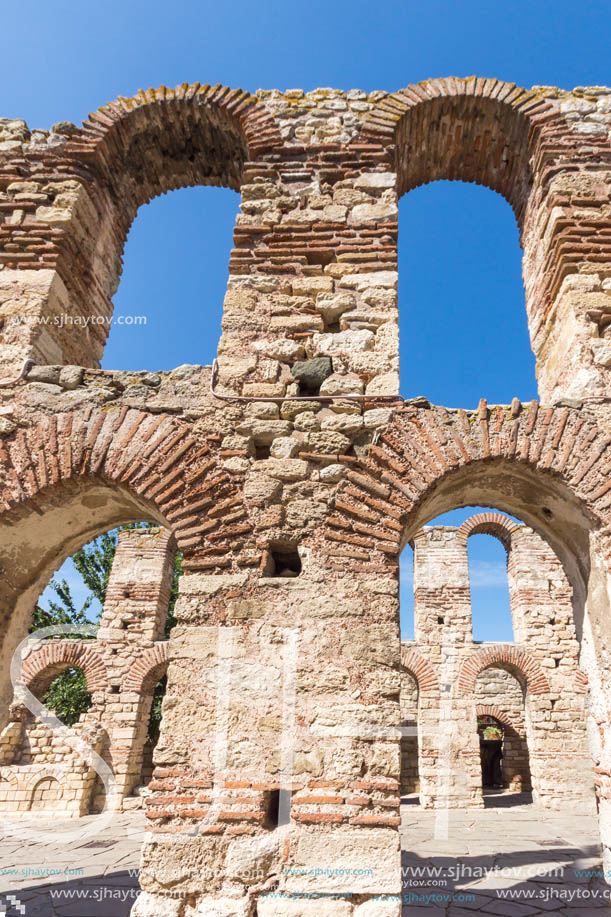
{"left": 139, "top": 559, "right": 402, "bottom": 915}
{"left": 523, "top": 156, "right": 611, "bottom": 404}
{"left": 96, "top": 527, "right": 176, "bottom": 806}
{"left": 413, "top": 528, "right": 482, "bottom": 808}
{"left": 508, "top": 527, "right": 595, "bottom": 812}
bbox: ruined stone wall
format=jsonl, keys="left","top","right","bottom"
{"left": 0, "top": 527, "right": 173, "bottom": 815}
{"left": 401, "top": 513, "right": 594, "bottom": 812}
{"left": 475, "top": 667, "right": 531, "bottom": 791}
{"left": 0, "top": 78, "right": 609, "bottom": 916}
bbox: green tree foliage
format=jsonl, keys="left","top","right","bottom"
{"left": 33, "top": 523, "right": 181, "bottom": 735}
{"left": 43, "top": 668, "right": 91, "bottom": 727}
{"left": 148, "top": 675, "right": 167, "bottom": 745}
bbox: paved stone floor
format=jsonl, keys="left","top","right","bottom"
{"left": 400, "top": 792, "right": 611, "bottom": 915}
{"left": 0, "top": 795, "right": 608, "bottom": 915}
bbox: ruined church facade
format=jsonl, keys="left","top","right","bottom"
{"left": 0, "top": 77, "right": 610, "bottom": 916}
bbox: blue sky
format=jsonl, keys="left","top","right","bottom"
{"left": 17, "top": 0, "right": 604, "bottom": 632}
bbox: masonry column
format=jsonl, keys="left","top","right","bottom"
{"left": 522, "top": 94, "right": 611, "bottom": 404}
{"left": 508, "top": 526, "right": 595, "bottom": 812}
{"left": 413, "top": 527, "right": 483, "bottom": 808}
{"left": 96, "top": 527, "right": 175, "bottom": 808}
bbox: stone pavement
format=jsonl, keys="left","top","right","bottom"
{"left": 400, "top": 792, "right": 611, "bottom": 915}
{"left": 0, "top": 812, "right": 143, "bottom": 916}
{"left": 0, "top": 796, "right": 608, "bottom": 915}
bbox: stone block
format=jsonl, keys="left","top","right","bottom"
{"left": 313, "top": 329, "right": 375, "bottom": 354}
{"left": 256, "top": 458, "right": 309, "bottom": 481}
{"left": 319, "top": 373, "right": 364, "bottom": 395}
{"left": 285, "top": 828, "right": 401, "bottom": 894}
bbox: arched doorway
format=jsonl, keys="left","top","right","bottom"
{"left": 478, "top": 713, "right": 504, "bottom": 789}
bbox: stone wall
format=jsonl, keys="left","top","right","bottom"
{"left": 475, "top": 667, "right": 532, "bottom": 791}
{"left": 402, "top": 514, "right": 594, "bottom": 812}
{"left": 0, "top": 78, "right": 609, "bottom": 916}
{"left": 0, "top": 527, "right": 173, "bottom": 814}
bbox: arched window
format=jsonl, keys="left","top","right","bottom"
{"left": 103, "top": 186, "right": 239, "bottom": 371}
{"left": 467, "top": 532, "right": 513, "bottom": 643}
{"left": 410, "top": 506, "right": 518, "bottom": 643}
{"left": 398, "top": 182, "right": 536, "bottom": 407}
{"left": 399, "top": 543, "right": 415, "bottom": 640}
{"left": 42, "top": 667, "right": 92, "bottom": 727}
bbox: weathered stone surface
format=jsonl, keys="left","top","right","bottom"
{"left": 132, "top": 892, "right": 184, "bottom": 917}
{"left": 313, "top": 329, "right": 375, "bottom": 354}
{"left": 0, "top": 417, "right": 16, "bottom": 436}
{"left": 315, "top": 291, "right": 356, "bottom": 323}
{"left": 244, "top": 472, "right": 282, "bottom": 504}
{"left": 26, "top": 364, "right": 61, "bottom": 384}
{"left": 0, "top": 79, "right": 610, "bottom": 917}
{"left": 225, "top": 833, "right": 279, "bottom": 884}
{"left": 290, "top": 356, "right": 333, "bottom": 390}
{"left": 319, "top": 372, "right": 364, "bottom": 395}
{"left": 308, "top": 430, "right": 351, "bottom": 453}
{"left": 253, "top": 338, "right": 305, "bottom": 361}
{"left": 58, "top": 365, "right": 83, "bottom": 389}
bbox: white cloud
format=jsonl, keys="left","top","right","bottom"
{"left": 469, "top": 560, "right": 508, "bottom": 589}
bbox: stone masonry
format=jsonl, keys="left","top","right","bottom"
{"left": 402, "top": 512, "right": 594, "bottom": 812}
{"left": 0, "top": 527, "right": 173, "bottom": 815}
{"left": 0, "top": 77, "right": 610, "bottom": 916}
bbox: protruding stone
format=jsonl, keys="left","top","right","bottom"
{"left": 26, "top": 365, "right": 61, "bottom": 385}
{"left": 59, "top": 365, "right": 83, "bottom": 389}
{"left": 0, "top": 417, "right": 16, "bottom": 436}
{"left": 291, "top": 356, "right": 333, "bottom": 392}
{"left": 365, "top": 371, "right": 399, "bottom": 396}
{"left": 315, "top": 291, "right": 356, "bottom": 323}
{"left": 253, "top": 338, "right": 305, "bottom": 362}
{"left": 319, "top": 372, "right": 364, "bottom": 396}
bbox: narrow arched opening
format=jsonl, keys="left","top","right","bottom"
{"left": 103, "top": 185, "right": 239, "bottom": 371}
{"left": 400, "top": 669, "right": 419, "bottom": 804}
{"left": 476, "top": 668, "right": 533, "bottom": 807}
{"left": 138, "top": 675, "right": 167, "bottom": 796}
{"left": 468, "top": 532, "right": 513, "bottom": 643}
{"left": 398, "top": 181, "right": 536, "bottom": 407}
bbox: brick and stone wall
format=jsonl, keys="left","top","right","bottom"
{"left": 400, "top": 513, "right": 594, "bottom": 813}
{"left": 0, "top": 527, "right": 173, "bottom": 814}
{"left": 475, "top": 669, "right": 532, "bottom": 791}
{"left": 0, "top": 78, "right": 609, "bottom": 916}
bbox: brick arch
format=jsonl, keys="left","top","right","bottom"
{"left": 457, "top": 646, "right": 550, "bottom": 696}
{"left": 0, "top": 407, "right": 247, "bottom": 572}
{"left": 458, "top": 512, "right": 521, "bottom": 551}
{"left": 360, "top": 77, "right": 565, "bottom": 225}
{"left": 124, "top": 643, "right": 169, "bottom": 695}
{"left": 73, "top": 83, "right": 282, "bottom": 202}
{"left": 475, "top": 704, "right": 515, "bottom": 730}
{"left": 401, "top": 646, "right": 438, "bottom": 693}
{"left": 324, "top": 403, "right": 609, "bottom": 582}
{"left": 21, "top": 641, "right": 107, "bottom": 697}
